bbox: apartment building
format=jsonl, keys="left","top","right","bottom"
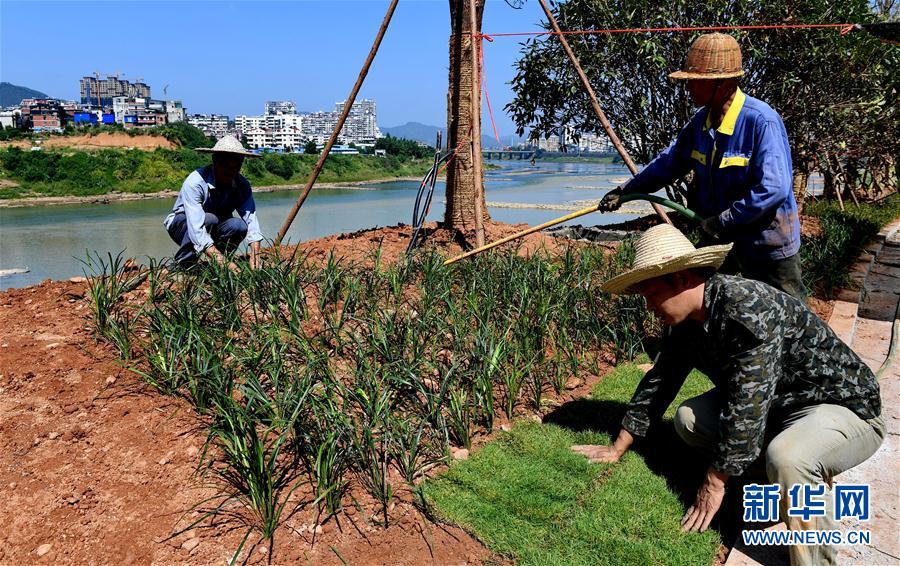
{"left": 333, "top": 99, "right": 381, "bottom": 143}
{"left": 80, "top": 75, "right": 151, "bottom": 107}
{"left": 265, "top": 100, "right": 296, "bottom": 116}
{"left": 187, "top": 114, "right": 230, "bottom": 138}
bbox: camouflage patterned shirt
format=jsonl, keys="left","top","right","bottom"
{"left": 621, "top": 274, "right": 882, "bottom": 476}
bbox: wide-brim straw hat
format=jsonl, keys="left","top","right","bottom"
{"left": 196, "top": 135, "right": 259, "bottom": 158}
{"left": 669, "top": 32, "right": 744, "bottom": 80}
{"left": 602, "top": 224, "right": 733, "bottom": 295}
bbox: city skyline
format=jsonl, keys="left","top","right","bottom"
{"left": 0, "top": 1, "right": 545, "bottom": 134}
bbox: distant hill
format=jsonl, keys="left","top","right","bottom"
{"left": 0, "top": 82, "right": 49, "bottom": 107}
{"left": 381, "top": 121, "right": 523, "bottom": 150}
{"left": 381, "top": 122, "right": 443, "bottom": 146}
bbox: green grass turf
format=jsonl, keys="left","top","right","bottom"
{"left": 426, "top": 362, "right": 720, "bottom": 565}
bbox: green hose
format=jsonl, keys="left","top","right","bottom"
{"left": 618, "top": 193, "right": 703, "bottom": 223}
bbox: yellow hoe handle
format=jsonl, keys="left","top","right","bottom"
{"left": 443, "top": 203, "right": 601, "bottom": 266}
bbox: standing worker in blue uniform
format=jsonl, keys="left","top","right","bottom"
{"left": 600, "top": 33, "right": 804, "bottom": 299}
{"left": 164, "top": 136, "right": 264, "bottom": 270}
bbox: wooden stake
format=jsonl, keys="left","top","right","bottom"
{"left": 275, "top": 0, "right": 399, "bottom": 245}
{"left": 536, "top": 0, "right": 671, "bottom": 225}
{"left": 469, "top": 0, "right": 485, "bottom": 247}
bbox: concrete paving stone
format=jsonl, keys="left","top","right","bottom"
{"left": 859, "top": 293, "right": 900, "bottom": 322}
{"left": 836, "top": 433, "right": 899, "bottom": 564}
{"left": 828, "top": 301, "right": 858, "bottom": 345}
{"left": 851, "top": 259, "right": 874, "bottom": 276}
{"left": 868, "top": 264, "right": 900, "bottom": 281}
{"left": 836, "top": 288, "right": 861, "bottom": 304}
{"left": 876, "top": 247, "right": 900, "bottom": 267}
{"left": 853, "top": 319, "right": 893, "bottom": 365}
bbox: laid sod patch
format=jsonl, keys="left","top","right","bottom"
{"left": 426, "top": 362, "right": 719, "bottom": 565}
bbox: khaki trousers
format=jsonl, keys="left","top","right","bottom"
{"left": 673, "top": 390, "right": 885, "bottom": 566}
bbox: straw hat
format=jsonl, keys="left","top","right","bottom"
{"left": 669, "top": 33, "right": 744, "bottom": 80}
{"left": 196, "top": 135, "right": 259, "bottom": 157}
{"left": 602, "top": 224, "right": 733, "bottom": 295}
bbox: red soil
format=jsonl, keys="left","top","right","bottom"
{"left": 1, "top": 132, "right": 176, "bottom": 151}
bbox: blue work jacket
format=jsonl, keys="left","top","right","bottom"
{"left": 627, "top": 89, "right": 800, "bottom": 261}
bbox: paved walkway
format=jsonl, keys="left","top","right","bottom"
{"left": 727, "top": 219, "right": 900, "bottom": 566}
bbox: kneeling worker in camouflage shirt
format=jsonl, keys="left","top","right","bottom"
{"left": 571, "top": 224, "right": 883, "bottom": 566}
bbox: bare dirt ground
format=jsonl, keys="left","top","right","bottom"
{"left": 0, "top": 132, "right": 177, "bottom": 151}
{"left": 0, "top": 221, "right": 571, "bottom": 565}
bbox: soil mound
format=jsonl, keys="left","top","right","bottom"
{"left": 2, "top": 132, "right": 176, "bottom": 151}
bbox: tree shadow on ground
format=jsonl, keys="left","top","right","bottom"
{"left": 543, "top": 398, "right": 746, "bottom": 545}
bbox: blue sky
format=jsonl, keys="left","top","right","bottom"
{"left": 1, "top": 0, "right": 547, "bottom": 136}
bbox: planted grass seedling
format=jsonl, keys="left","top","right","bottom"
{"left": 185, "top": 379, "right": 312, "bottom": 556}
{"left": 82, "top": 250, "right": 131, "bottom": 337}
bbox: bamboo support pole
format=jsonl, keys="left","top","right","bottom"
{"left": 275, "top": 0, "right": 399, "bottom": 245}
{"left": 469, "top": 0, "right": 486, "bottom": 247}
{"left": 536, "top": 0, "right": 671, "bottom": 225}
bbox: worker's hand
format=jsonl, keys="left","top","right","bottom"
{"left": 700, "top": 215, "right": 724, "bottom": 239}
{"left": 205, "top": 246, "right": 239, "bottom": 273}
{"left": 249, "top": 242, "right": 262, "bottom": 270}
{"left": 571, "top": 444, "right": 624, "bottom": 463}
{"left": 598, "top": 185, "right": 626, "bottom": 212}
{"left": 681, "top": 468, "right": 729, "bottom": 533}
{"left": 572, "top": 429, "right": 634, "bottom": 463}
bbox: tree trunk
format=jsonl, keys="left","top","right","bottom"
{"left": 445, "top": 0, "right": 490, "bottom": 232}
{"left": 792, "top": 170, "right": 809, "bottom": 214}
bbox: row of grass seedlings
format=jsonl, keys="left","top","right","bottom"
{"left": 527, "top": 255, "right": 557, "bottom": 411}
{"left": 346, "top": 351, "right": 396, "bottom": 527}
{"left": 390, "top": 403, "right": 445, "bottom": 488}
{"left": 185, "top": 326, "right": 236, "bottom": 413}
{"left": 202, "top": 259, "right": 245, "bottom": 334}
{"left": 414, "top": 249, "right": 452, "bottom": 322}
{"left": 442, "top": 255, "right": 481, "bottom": 448}
{"left": 330, "top": 271, "right": 363, "bottom": 355}
{"left": 581, "top": 245, "right": 617, "bottom": 373}
{"left": 105, "top": 255, "right": 176, "bottom": 362}
{"left": 191, "top": 376, "right": 311, "bottom": 559}
{"left": 556, "top": 244, "right": 593, "bottom": 377}
{"left": 471, "top": 326, "right": 504, "bottom": 433}
{"left": 274, "top": 345, "right": 351, "bottom": 521}
{"left": 133, "top": 273, "right": 207, "bottom": 396}
{"left": 602, "top": 239, "right": 658, "bottom": 364}
{"left": 82, "top": 250, "right": 132, "bottom": 339}
{"left": 308, "top": 385, "right": 354, "bottom": 519}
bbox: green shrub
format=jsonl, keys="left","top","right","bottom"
{"left": 802, "top": 195, "right": 900, "bottom": 297}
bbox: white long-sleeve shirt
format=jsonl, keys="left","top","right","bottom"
{"left": 163, "top": 165, "right": 263, "bottom": 252}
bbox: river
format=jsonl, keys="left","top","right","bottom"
{"left": 0, "top": 161, "right": 639, "bottom": 289}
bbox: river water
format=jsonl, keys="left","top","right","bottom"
{"left": 0, "top": 161, "right": 637, "bottom": 289}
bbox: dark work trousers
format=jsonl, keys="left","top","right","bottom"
{"left": 166, "top": 212, "right": 248, "bottom": 264}
{"left": 697, "top": 231, "right": 806, "bottom": 300}
{"left": 718, "top": 249, "right": 806, "bottom": 301}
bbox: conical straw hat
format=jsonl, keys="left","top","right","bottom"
{"left": 196, "top": 135, "right": 259, "bottom": 157}
{"left": 602, "top": 224, "right": 733, "bottom": 295}
{"left": 669, "top": 33, "right": 744, "bottom": 80}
